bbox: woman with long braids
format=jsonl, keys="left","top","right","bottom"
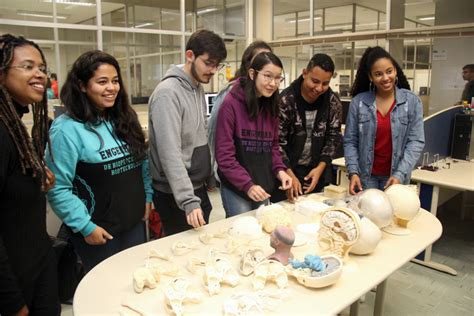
{"left": 46, "top": 51, "right": 152, "bottom": 272}
{"left": 0, "top": 34, "right": 59, "bottom": 316}
{"left": 215, "top": 52, "right": 292, "bottom": 217}
{"left": 344, "top": 46, "right": 425, "bottom": 194}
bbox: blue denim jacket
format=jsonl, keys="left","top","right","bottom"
{"left": 343, "top": 88, "right": 425, "bottom": 185}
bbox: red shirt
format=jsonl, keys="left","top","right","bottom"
{"left": 372, "top": 99, "right": 396, "bottom": 176}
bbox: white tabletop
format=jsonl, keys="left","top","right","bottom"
{"left": 74, "top": 206, "right": 441, "bottom": 316}
{"left": 411, "top": 158, "right": 474, "bottom": 191}
{"left": 332, "top": 157, "right": 474, "bottom": 191}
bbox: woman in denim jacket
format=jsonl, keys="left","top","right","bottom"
{"left": 344, "top": 46, "right": 424, "bottom": 194}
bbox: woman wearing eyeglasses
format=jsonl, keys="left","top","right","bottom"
{"left": 215, "top": 52, "right": 292, "bottom": 217}
{"left": 45, "top": 51, "right": 152, "bottom": 272}
{"left": 0, "top": 34, "right": 60, "bottom": 316}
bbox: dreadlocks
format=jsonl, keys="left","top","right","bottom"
{"left": 0, "top": 34, "right": 50, "bottom": 187}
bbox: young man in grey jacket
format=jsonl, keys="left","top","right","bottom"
{"left": 148, "top": 30, "right": 227, "bottom": 235}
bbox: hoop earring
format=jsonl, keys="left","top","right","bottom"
{"left": 369, "top": 81, "right": 375, "bottom": 92}
{"left": 395, "top": 76, "right": 399, "bottom": 87}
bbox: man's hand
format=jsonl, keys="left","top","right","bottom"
{"left": 286, "top": 168, "right": 302, "bottom": 202}
{"left": 303, "top": 163, "right": 326, "bottom": 194}
{"left": 247, "top": 185, "right": 271, "bottom": 202}
{"left": 384, "top": 176, "right": 401, "bottom": 189}
{"left": 349, "top": 174, "right": 363, "bottom": 195}
{"left": 84, "top": 226, "right": 113, "bottom": 245}
{"left": 187, "top": 208, "right": 206, "bottom": 228}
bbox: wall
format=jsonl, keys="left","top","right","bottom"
{"left": 429, "top": 0, "right": 474, "bottom": 114}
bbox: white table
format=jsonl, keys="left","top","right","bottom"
{"left": 74, "top": 203, "right": 441, "bottom": 316}
{"left": 332, "top": 157, "right": 474, "bottom": 276}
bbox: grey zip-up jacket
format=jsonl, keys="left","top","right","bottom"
{"left": 148, "top": 65, "right": 211, "bottom": 215}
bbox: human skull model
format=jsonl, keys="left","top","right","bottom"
{"left": 385, "top": 184, "right": 421, "bottom": 225}
{"left": 348, "top": 189, "right": 393, "bottom": 228}
{"left": 350, "top": 216, "right": 382, "bottom": 255}
{"left": 317, "top": 207, "right": 360, "bottom": 260}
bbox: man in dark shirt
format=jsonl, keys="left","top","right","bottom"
{"left": 461, "top": 64, "right": 474, "bottom": 104}
{"left": 275, "top": 54, "right": 342, "bottom": 202}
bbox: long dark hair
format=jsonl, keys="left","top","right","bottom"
{"left": 234, "top": 40, "right": 272, "bottom": 80}
{"left": 60, "top": 50, "right": 147, "bottom": 161}
{"left": 240, "top": 51, "right": 283, "bottom": 120}
{"left": 0, "top": 34, "right": 50, "bottom": 186}
{"left": 351, "top": 46, "right": 410, "bottom": 97}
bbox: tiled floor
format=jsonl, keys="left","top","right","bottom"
{"left": 62, "top": 189, "right": 473, "bottom": 315}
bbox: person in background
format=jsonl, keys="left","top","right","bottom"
{"left": 148, "top": 30, "right": 227, "bottom": 235}
{"left": 275, "top": 53, "right": 342, "bottom": 202}
{"left": 208, "top": 41, "right": 272, "bottom": 183}
{"left": 46, "top": 50, "right": 152, "bottom": 272}
{"left": 344, "top": 46, "right": 424, "bottom": 195}
{"left": 46, "top": 78, "right": 55, "bottom": 100}
{"left": 0, "top": 34, "right": 60, "bottom": 316}
{"left": 216, "top": 52, "right": 292, "bottom": 217}
{"left": 50, "top": 72, "right": 58, "bottom": 98}
{"left": 461, "top": 64, "right": 474, "bottom": 104}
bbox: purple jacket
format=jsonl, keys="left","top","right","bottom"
{"left": 215, "top": 80, "right": 286, "bottom": 197}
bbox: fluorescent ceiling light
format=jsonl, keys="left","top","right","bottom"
{"left": 287, "top": 16, "right": 322, "bottom": 23}
{"left": 197, "top": 6, "right": 218, "bottom": 15}
{"left": 405, "top": 1, "right": 433, "bottom": 6}
{"left": 42, "top": 0, "right": 96, "bottom": 7}
{"left": 418, "top": 16, "right": 435, "bottom": 21}
{"left": 134, "top": 22, "right": 154, "bottom": 28}
{"left": 17, "top": 11, "right": 68, "bottom": 19}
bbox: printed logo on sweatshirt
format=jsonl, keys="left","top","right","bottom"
{"left": 241, "top": 129, "right": 272, "bottom": 139}
{"left": 99, "top": 144, "right": 129, "bottom": 160}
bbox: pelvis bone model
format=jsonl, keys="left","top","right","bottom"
{"left": 253, "top": 260, "right": 288, "bottom": 290}
{"left": 164, "top": 277, "right": 202, "bottom": 316}
{"left": 204, "top": 254, "right": 240, "bottom": 296}
{"left": 317, "top": 207, "right": 360, "bottom": 260}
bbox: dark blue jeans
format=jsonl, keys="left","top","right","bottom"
{"left": 69, "top": 221, "right": 146, "bottom": 273}
{"left": 364, "top": 174, "right": 390, "bottom": 191}
{"left": 220, "top": 184, "right": 269, "bottom": 218}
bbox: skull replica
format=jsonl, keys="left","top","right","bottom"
{"left": 349, "top": 216, "right": 382, "bottom": 255}
{"left": 383, "top": 184, "right": 421, "bottom": 235}
{"left": 317, "top": 207, "right": 360, "bottom": 260}
{"left": 348, "top": 189, "right": 393, "bottom": 228}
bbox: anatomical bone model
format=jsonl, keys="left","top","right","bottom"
{"left": 317, "top": 207, "right": 360, "bottom": 260}
{"left": 253, "top": 260, "right": 288, "bottom": 290}
{"left": 239, "top": 247, "right": 265, "bottom": 276}
{"left": 164, "top": 277, "right": 202, "bottom": 316}
{"left": 204, "top": 254, "right": 240, "bottom": 296}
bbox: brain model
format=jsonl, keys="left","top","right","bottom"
{"left": 348, "top": 189, "right": 393, "bottom": 228}
{"left": 255, "top": 204, "right": 292, "bottom": 233}
{"left": 385, "top": 184, "right": 421, "bottom": 223}
{"left": 318, "top": 207, "right": 360, "bottom": 260}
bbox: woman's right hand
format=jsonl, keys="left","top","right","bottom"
{"left": 349, "top": 174, "right": 363, "bottom": 195}
{"left": 247, "top": 185, "right": 271, "bottom": 202}
{"left": 84, "top": 226, "right": 113, "bottom": 245}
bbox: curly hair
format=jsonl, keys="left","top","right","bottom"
{"left": 60, "top": 50, "right": 147, "bottom": 161}
{"left": 0, "top": 34, "right": 50, "bottom": 187}
{"left": 351, "top": 46, "right": 410, "bottom": 97}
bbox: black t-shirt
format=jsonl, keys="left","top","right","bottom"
{"left": 0, "top": 113, "right": 51, "bottom": 314}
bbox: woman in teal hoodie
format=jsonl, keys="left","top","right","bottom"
{"left": 46, "top": 51, "right": 152, "bottom": 272}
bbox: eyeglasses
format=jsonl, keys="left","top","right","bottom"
{"left": 8, "top": 63, "right": 51, "bottom": 77}
{"left": 255, "top": 70, "right": 285, "bottom": 84}
{"left": 198, "top": 56, "right": 226, "bottom": 71}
